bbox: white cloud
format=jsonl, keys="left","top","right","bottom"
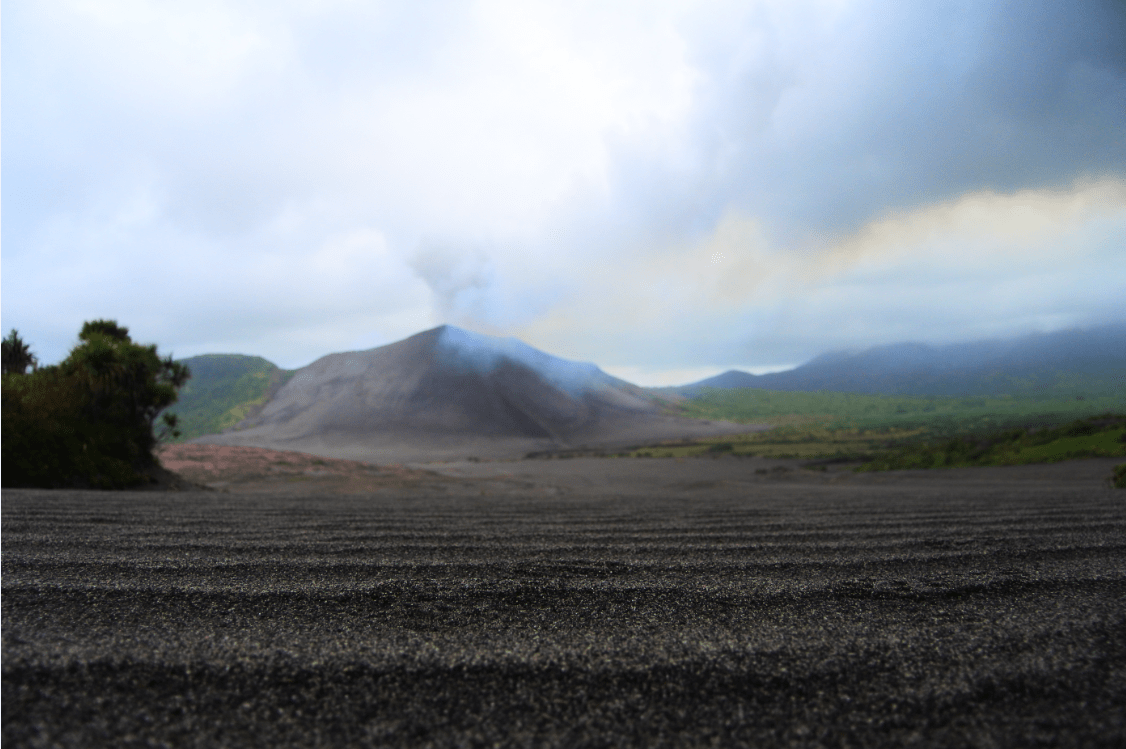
{"left": 2, "top": 0, "right": 1124, "bottom": 374}
{"left": 46, "top": 0, "right": 277, "bottom": 111}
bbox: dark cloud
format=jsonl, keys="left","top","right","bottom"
{"left": 604, "top": 0, "right": 1126, "bottom": 247}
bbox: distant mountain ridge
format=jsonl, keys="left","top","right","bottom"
{"left": 673, "top": 324, "right": 1126, "bottom": 397}
{"left": 166, "top": 323, "right": 1126, "bottom": 452}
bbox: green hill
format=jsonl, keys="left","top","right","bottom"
{"left": 675, "top": 387, "right": 1125, "bottom": 436}
{"left": 163, "top": 355, "right": 295, "bottom": 442}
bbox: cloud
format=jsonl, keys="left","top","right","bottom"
{"left": 618, "top": 0, "right": 1126, "bottom": 244}
{"left": 516, "top": 177, "right": 1126, "bottom": 370}
{"left": 2, "top": 0, "right": 1124, "bottom": 376}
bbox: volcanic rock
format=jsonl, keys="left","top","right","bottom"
{"left": 192, "top": 326, "right": 762, "bottom": 462}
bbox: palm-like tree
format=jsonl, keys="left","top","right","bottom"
{"left": 2, "top": 329, "right": 38, "bottom": 375}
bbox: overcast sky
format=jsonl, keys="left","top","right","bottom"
{"left": 4, "top": 0, "right": 1125, "bottom": 385}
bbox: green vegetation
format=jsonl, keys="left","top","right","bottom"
{"left": 161, "top": 354, "right": 295, "bottom": 442}
{"left": 603, "top": 413, "right": 1126, "bottom": 474}
{"left": 2, "top": 329, "right": 39, "bottom": 374}
{"left": 604, "top": 388, "right": 1126, "bottom": 467}
{"left": 676, "top": 387, "right": 1123, "bottom": 435}
{"left": 2, "top": 321, "right": 189, "bottom": 489}
{"left": 856, "top": 414, "right": 1126, "bottom": 472}
{"left": 1113, "top": 464, "right": 1126, "bottom": 489}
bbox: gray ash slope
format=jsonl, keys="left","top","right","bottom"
{"left": 194, "top": 325, "right": 760, "bottom": 462}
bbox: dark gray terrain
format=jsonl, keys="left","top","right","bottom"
{"left": 4, "top": 457, "right": 1125, "bottom": 747}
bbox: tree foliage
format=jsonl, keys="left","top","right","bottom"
{"left": 2, "top": 321, "right": 191, "bottom": 489}
{"left": 2, "top": 329, "right": 38, "bottom": 374}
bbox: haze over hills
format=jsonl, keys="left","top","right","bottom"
{"left": 671, "top": 324, "right": 1126, "bottom": 398}
{"left": 190, "top": 326, "right": 762, "bottom": 462}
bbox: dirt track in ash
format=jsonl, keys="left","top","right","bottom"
{"left": 4, "top": 456, "right": 1126, "bottom": 747}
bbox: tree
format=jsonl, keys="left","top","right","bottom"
{"left": 2, "top": 329, "right": 38, "bottom": 374}
{"left": 2, "top": 321, "right": 191, "bottom": 488}
{"left": 61, "top": 319, "right": 191, "bottom": 455}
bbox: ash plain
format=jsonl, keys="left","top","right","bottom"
{"left": 4, "top": 454, "right": 1125, "bottom": 747}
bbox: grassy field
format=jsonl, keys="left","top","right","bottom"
{"left": 600, "top": 398, "right": 1126, "bottom": 473}
{"left": 856, "top": 414, "right": 1126, "bottom": 472}
{"left": 621, "top": 415, "right": 1126, "bottom": 463}
{"left": 599, "top": 387, "right": 1122, "bottom": 466}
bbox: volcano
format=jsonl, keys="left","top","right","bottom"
{"left": 191, "top": 326, "right": 761, "bottom": 462}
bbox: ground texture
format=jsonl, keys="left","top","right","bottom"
{"left": 3, "top": 455, "right": 1125, "bottom": 747}
{"left": 155, "top": 444, "right": 439, "bottom": 495}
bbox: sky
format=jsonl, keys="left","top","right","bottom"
{"left": 3, "top": 0, "right": 1125, "bottom": 386}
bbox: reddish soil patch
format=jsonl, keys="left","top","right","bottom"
{"left": 156, "top": 444, "right": 435, "bottom": 494}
